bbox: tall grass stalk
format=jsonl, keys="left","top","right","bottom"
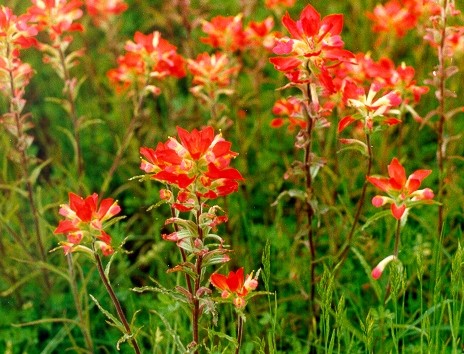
{"left": 66, "top": 253, "right": 93, "bottom": 351}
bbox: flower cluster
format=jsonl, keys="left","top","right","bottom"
{"left": 367, "top": 0, "right": 424, "bottom": 38}
{"left": 338, "top": 82, "right": 402, "bottom": 133}
{"left": 264, "top": 0, "right": 296, "bottom": 10}
{"left": 140, "top": 126, "right": 243, "bottom": 204}
{"left": 210, "top": 268, "right": 258, "bottom": 308}
{"left": 85, "top": 0, "right": 128, "bottom": 28}
{"left": 201, "top": 14, "right": 275, "bottom": 52}
{"left": 54, "top": 193, "right": 121, "bottom": 256}
{"left": 270, "top": 4, "right": 354, "bottom": 86}
{"left": 27, "top": 0, "right": 84, "bottom": 43}
{"left": 187, "top": 52, "right": 241, "bottom": 102}
{"left": 107, "top": 31, "right": 185, "bottom": 95}
{"left": 0, "top": 6, "right": 38, "bottom": 144}
{"left": 367, "top": 158, "right": 434, "bottom": 220}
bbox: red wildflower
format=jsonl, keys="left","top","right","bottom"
{"left": 0, "top": 6, "right": 38, "bottom": 50}
{"left": 367, "top": 0, "right": 420, "bottom": 38}
{"left": 54, "top": 192, "right": 121, "bottom": 255}
{"left": 244, "top": 17, "right": 276, "bottom": 50}
{"left": 187, "top": 52, "right": 240, "bottom": 99}
{"left": 264, "top": 0, "right": 296, "bottom": 9}
{"left": 0, "top": 6, "right": 37, "bottom": 135}
{"left": 85, "top": 0, "right": 128, "bottom": 27}
{"left": 270, "top": 4, "right": 354, "bottom": 82}
{"left": 270, "top": 97, "right": 305, "bottom": 130}
{"left": 140, "top": 126, "right": 243, "bottom": 200}
{"left": 367, "top": 158, "right": 434, "bottom": 220}
{"left": 210, "top": 268, "right": 258, "bottom": 308}
{"left": 200, "top": 14, "right": 246, "bottom": 52}
{"left": 27, "top": 0, "right": 84, "bottom": 41}
{"left": 107, "top": 31, "right": 185, "bottom": 94}
{"left": 338, "top": 82, "right": 402, "bottom": 133}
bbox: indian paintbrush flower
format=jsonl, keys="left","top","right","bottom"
{"left": 140, "top": 126, "right": 243, "bottom": 202}
{"left": 210, "top": 267, "right": 258, "bottom": 309}
{"left": 270, "top": 4, "right": 354, "bottom": 85}
{"left": 54, "top": 192, "right": 121, "bottom": 256}
{"left": 367, "top": 158, "right": 434, "bottom": 220}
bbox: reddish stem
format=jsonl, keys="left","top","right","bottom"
{"left": 94, "top": 252, "right": 141, "bottom": 354}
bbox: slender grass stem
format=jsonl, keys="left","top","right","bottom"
{"left": 100, "top": 88, "right": 146, "bottom": 197}
{"left": 58, "top": 46, "right": 84, "bottom": 186}
{"left": 94, "top": 252, "right": 141, "bottom": 354}
{"left": 338, "top": 133, "right": 373, "bottom": 264}
{"left": 67, "top": 253, "right": 93, "bottom": 351}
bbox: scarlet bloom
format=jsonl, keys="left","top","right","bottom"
{"left": 367, "top": 158, "right": 434, "bottom": 220}
{"left": 54, "top": 192, "right": 121, "bottom": 255}
{"left": 187, "top": 52, "right": 240, "bottom": 100}
{"left": 210, "top": 268, "right": 258, "bottom": 308}
{"left": 27, "top": 0, "right": 84, "bottom": 41}
{"left": 244, "top": 17, "right": 276, "bottom": 50}
{"left": 0, "top": 6, "right": 38, "bottom": 50}
{"left": 140, "top": 126, "right": 243, "bottom": 200}
{"left": 200, "top": 14, "right": 246, "bottom": 52}
{"left": 338, "top": 82, "right": 402, "bottom": 133}
{"left": 265, "top": 0, "right": 296, "bottom": 9}
{"left": 85, "top": 0, "right": 128, "bottom": 27}
{"left": 367, "top": 0, "right": 420, "bottom": 38}
{"left": 270, "top": 97, "right": 305, "bottom": 130}
{"left": 107, "top": 31, "right": 185, "bottom": 94}
{"left": 270, "top": 4, "right": 354, "bottom": 83}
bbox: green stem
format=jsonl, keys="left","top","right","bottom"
{"left": 393, "top": 218, "right": 401, "bottom": 258}
{"left": 94, "top": 252, "right": 141, "bottom": 354}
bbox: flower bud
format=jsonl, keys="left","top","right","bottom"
{"left": 371, "top": 255, "right": 397, "bottom": 280}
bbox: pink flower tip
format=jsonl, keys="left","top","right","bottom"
{"left": 371, "top": 267, "right": 383, "bottom": 280}
{"left": 422, "top": 188, "right": 434, "bottom": 199}
{"left": 371, "top": 255, "right": 396, "bottom": 280}
{"left": 372, "top": 195, "right": 387, "bottom": 207}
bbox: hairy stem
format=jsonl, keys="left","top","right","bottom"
{"left": 6, "top": 41, "right": 49, "bottom": 287}
{"left": 94, "top": 252, "right": 141, "bottom": 354}
{"left": 170, "top": 205, "right": 194, "bottom": 296}
{"left": 235, "top": 314, "right": 244, "bottom": 354}
{"left": 192, "top": 200, "right": 204, "bottom": 353}
{"left": 436, "top": 0, "right": 449, "bottom": 238}
{"left": 303, "top": 83, "right": 317, "bottom": 335}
